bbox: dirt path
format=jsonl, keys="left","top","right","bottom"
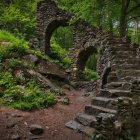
{"left": 0, "top": 89, "right": 91, "bottom": 140}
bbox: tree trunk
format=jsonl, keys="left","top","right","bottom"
{"left": 119, "top": 0, "right": 130, "bottom": 38}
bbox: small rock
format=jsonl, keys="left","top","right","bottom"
{"left": 11, "top": 134, "right": 20, "bottom": 140}
{"left": 60, "top": 97, "right": 70, "bottom": 105}
{"left": 29, "top": 124, "right": 44, "bottom": 135}
{"left": 65, "top": 120, "right": 79, "bottom": 130}
{"left": 11, "top": 113, "right": 23, "bottom": 118}
{"left": 46, "top": 126, "right": 49, "bottom": 129}
{"left": 23, "top": 54, "right": 38, "bottom": 64}
{"left": 6, "top": 122, "right": 17, "bottom": 129}
{"left": 82, "top": 92, "right": 91, "bottom": 97}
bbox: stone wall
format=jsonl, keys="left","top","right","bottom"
{"left": 33, "top": 0, "right": 112, "bottom": 85}
{"left": 35, "top": 0, "right": 71, "bottom": 54}
{"left": 68, "top": 19, "right": 111, "bottom": 81}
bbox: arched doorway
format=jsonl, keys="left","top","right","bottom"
{"left": 45, "top": 20, "right": 69, "bottom": 55}
{"left": 70, "top": 45, "right": 100, "bottom": 81}
{"left": 49, "top": 26, "right": 73, "bottom": 68}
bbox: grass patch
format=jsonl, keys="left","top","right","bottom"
{"left": 0, "top": 30, "right": 29, "bottom": 62}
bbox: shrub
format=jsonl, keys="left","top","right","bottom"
{"left": 0, "top": 71, "right": 56, "bottom": 110}
{"left": 0, "top": 72, "right": 16, "bottom": 89}
{"left": 84, "top": 68, "right": 99, "bottom": 81}
{"left": 2, "top": 81, "right": 56, "bottom": 110}
{"left": 62, "top": 57, "right": 71, "bottom": 67}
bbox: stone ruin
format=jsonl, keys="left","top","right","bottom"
{"left": 31, "top": 0, "right": 140, "bottom": 139}
{"left": 32, "top": 0, "right": 112, "bottom": 83}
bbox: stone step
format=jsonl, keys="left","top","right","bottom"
{"left": 108, "top": 74, "right": 140, "bottom": 83}
{"left": 116, "top": 70, "right": 140, "bottom": 77}
{"left": 112, "top": 64, "right": 140, "bottom": 71}
{"left": 113, "top": 58, "right": 140, "bottom": 65}
{"left": 120, "top": 76, "right": 140, "bottom": 82}
{"left": 111, "top": 46, "right": 136, "bottom": 52}
{"left": 65, "top": 120, "right": 95, "bottom": 137}
{"left": 113, "top": 54, "right": 136, "bottom": 59}
{"left": 114, "top": 50, "right": 137, "bottom": 56}
{"left": 108, "top": 70, "right": 140, "bottom": 83}
{"left": 98, "top": 89, "right": 132, "bottom": 98}
{"left": 75, "top": 113, "right": 97, "bottom": 127}
{"left": 85, "top": 105, "right": 117, "bottom": 116}
{"left": 107, "top": 75, "right": 118, "bottom": 83}
{"left": 106, "top": 82, "right": 132, "bottom": 90}
{"left": 91, "top": 97, "right": 117, "bottom": 110}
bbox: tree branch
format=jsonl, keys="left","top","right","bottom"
{"left": 127, "top": 3, "right": 140, "bottom": 14}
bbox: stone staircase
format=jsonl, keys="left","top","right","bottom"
{"left": 66, "top": 38, "right": 140, "bottom": 137}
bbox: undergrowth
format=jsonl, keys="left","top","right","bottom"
{"left": 0, "top": 72, "right": 56, "bottom": 110}
{"left": 0, "top": 30, "right": 29, "bottom": 62}
{"left": 84, "top": 68, "right": 99, "bottom": 81}
{"left": 0, "top": 30, "right": 57, "bottom": 110}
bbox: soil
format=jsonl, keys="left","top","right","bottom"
{"left": 0, "top": 89, "right": 91, "bottom": 140}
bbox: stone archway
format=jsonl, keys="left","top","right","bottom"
{"left": 33, "top": 0, "right": 112, "bottom": 86}
{"left": 68, "top": 19, "right": 111, "bottom": 81}
{"left": 35, "top": 0, "right": 71, "bottom": 54}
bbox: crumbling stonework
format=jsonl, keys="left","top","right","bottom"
{"left": 32, "top": 0, "right": 140, "bottom": 139}
{"left": 33, "top": 0, "right": 111, "bottom": 82}
{"left": 68, "top": 19, "right": 110, "bottom": 81}
{"left": 35, "top": 0, "right": 71, "bottom": 54}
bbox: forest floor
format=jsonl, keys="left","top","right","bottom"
{"left": 0, "top": 89, "right": 91, "bottom": 140}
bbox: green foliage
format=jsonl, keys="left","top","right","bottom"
{"left": 0, "top": 72, "right": 16, "bottom": 89}
{"left": 48, "top": 88, "right": 65, "bottom": 96}
{"left": 50, "top": 36, "right": 71, "bottom": 67}
{"left": 0, "top": 0, "right": 38, "bottom": 39}
{"left": 0, "top": 70, "right": 56, "bottom": 110}
{"left": 8, "top": 58, "right": 34, "bottom": 69}
{"left": 84, "top": 68, "right": 99, "bottom": 81}
{"left": 29, "top": 49, "right": 50, "bottom": 60}
{"left": 0, "top": 30, "right": 29, "bottom": 62}
{"left": 86, "top": 53, "right": 98, "bottom": 71}
{"left": 1, "top": 79, "right": 56, "bottom": 110}
{"left": 90, "top": 131, "right": 106, "bottom": 140}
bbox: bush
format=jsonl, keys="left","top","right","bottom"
{"left": 0, "top": 72, "right": 16, "bottom": 89}
{"left": 84, "top": 68, "right": 99, "bottom": 81}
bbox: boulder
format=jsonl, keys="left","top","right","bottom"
{"left": 37, "top": 60, "right": 68, "bottom": 80}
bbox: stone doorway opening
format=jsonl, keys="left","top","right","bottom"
{"left": 47, "top": 25, "right": 73, "bottom": 67}
{"left": 84, "top": 52, "right": 99, "bottom": 81}
{"left": 74, "top": 46, "right": 100, "bottom": 81}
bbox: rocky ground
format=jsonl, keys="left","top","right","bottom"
{"left": 0, "top": 89, "right": 92, "bottom": 140}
